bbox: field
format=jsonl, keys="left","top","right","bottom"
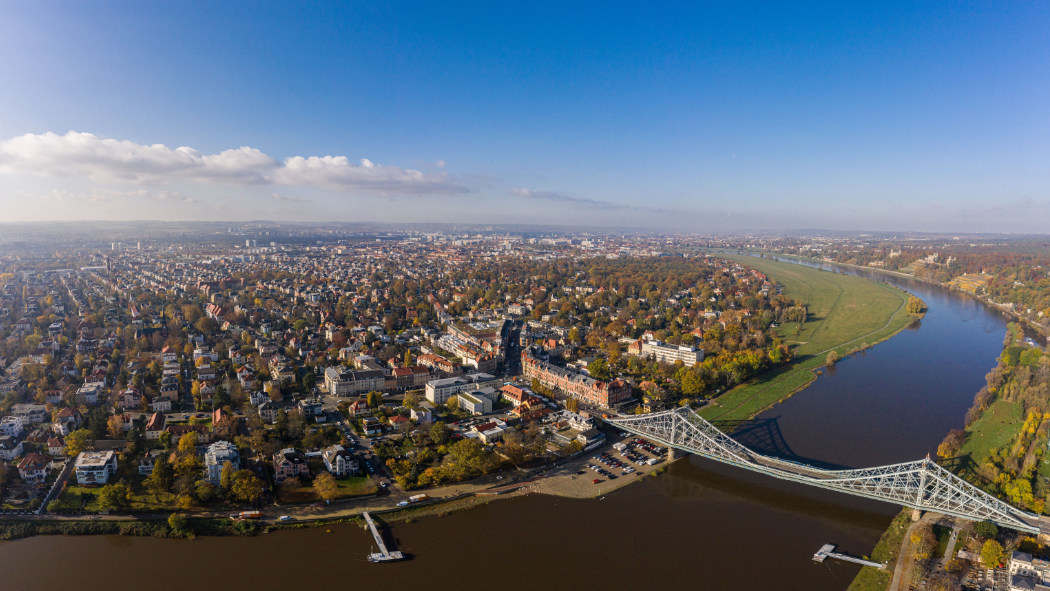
{"left": 701, "top": 254, "right": 915, "bottom": 424}
{"left": 956, "top": 399, "right": 1022, "bottom": 466}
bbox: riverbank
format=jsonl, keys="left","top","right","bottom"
{"left": 846, "top": 509, "right": 913, "bottom": 591}
{"left": 700, "top": 253, "right": 920, "bottom": 425}
{"left": 0, "top": 437, "right": 676, "bottom": 541}
{"left": 738, "top": 250, "right": 1050, "bottom": 343}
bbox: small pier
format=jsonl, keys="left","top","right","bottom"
{"left": 363, "top": 512, "right": 404, "bottom": 563}
{"left": 813, "top": 544, "right": 885, "bottom": 569}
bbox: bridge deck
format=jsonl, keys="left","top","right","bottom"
{"left": 606, "top": 408, "right": 1041, "bottom": 534}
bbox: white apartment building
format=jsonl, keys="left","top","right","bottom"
{"left": 75, "top": 450, "right": 118, "bottom": 484}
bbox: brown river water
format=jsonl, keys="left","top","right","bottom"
{"left": 0, "top": 259, "right": 1030, "bottom": 591}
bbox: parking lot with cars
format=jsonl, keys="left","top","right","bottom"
{"left": 585, "top": 435, "right": 666, "bottom": 484}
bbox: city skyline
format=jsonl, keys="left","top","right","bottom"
{"left": 1, "top": 2, "right": 1048, "bottom": 232}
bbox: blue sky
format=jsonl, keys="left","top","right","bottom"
{"left": 1, "top": 1, "right": 1048, "bottom": 231}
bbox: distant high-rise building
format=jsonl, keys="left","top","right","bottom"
{"left": 137, "top": 242, "right": 141, "bottom": 250}
{"left": 111, "top": 243, "right": 115, "bottom": 251}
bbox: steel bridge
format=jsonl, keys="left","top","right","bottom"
{"left": 604, "top": 407, "right": 1044, "bottom": 534}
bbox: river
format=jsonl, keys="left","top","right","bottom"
{"left": 0, "top": 258, "right": 1021, "bottom": 591}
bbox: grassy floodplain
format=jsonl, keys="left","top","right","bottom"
{"left": 700, "top": 253, "right": 917, "bottom": 424}
{"left": 956, "top": 399, "right": 1022, "bottom": 466}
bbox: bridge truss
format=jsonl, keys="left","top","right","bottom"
{"left": 604, "top": 407, "right": 1039, "bottom": 533}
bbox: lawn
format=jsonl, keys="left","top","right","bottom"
{"left": 957, "top": 399, "right": 1022, "bottom": 466}
{"left": 718, "top": 253, "right": 912, "bottom": 358}
{"left": 277, "top": 475, "right": 376, "bottom": 504}
{"left": 700, "top": 254, "right": 915, "bottom": 424}
{"left": 57, "top": 485, "right": 102, "bottom": 512}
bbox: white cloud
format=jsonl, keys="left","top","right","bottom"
{"left": 509, "top": 187, "right": 626, "bottom": 209}
{"left": 0, "top": 131, "right": 468, "bottom": 195}
{"left": 155, "top": 190, "right": 197, "bottom": 203}
{"left": 44, "top": 189, "right": 112, "bottom": 203}
{"left": 271, "top": 192, "right": 311, "bottom": 203}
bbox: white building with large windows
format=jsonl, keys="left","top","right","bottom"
{"left": 75, "top": 451, "right": 117, "bottom": 484}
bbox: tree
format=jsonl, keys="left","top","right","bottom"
{"left": 146, "top": 455, "right": 174, "bottom": 497}
{"left": 159, "top": 430, "right": 172, "bottom": 450}
{"left": 269, "top": 383, "right": 282, "bottom": 402}
{"left": 937, "top": 429, "right": 966, "bottom": 460}
{"left": 65, "top": 429, "right": 93, "bottom": 457}
{"left": 196, "top": 317, "right": 217, "bottom": 335}
{"left": 314, "top": 472, "right": 338, "bottom": 502}
{"left": 98, "top": 483, "right": 133, "bottom": 510}
{"left": 826, "top": 351, "right": 840, "bottom": 366}
{"left": 430, "top": 421, "right": 451, "bottom": 445}
{"left": 974, "top": 520, "right": 998, "bottom": 539}
{"left": 231, "top": 470, "right": 264, "bottom": 504}
{"left": 565, "top": 397, "right": 579, "bottom": 413}
{"left": 680, "top": 370, "right": 705, "bottom": 396}
{"left": 981, "top": 539, "right": 1004, "bottom": 568}
{"left": 286, "top": 410, "right": 306, "bottom": 440}
{"left": 195, "top": 481, "right": 217, "bottom": 504}
{"left": 220, "top": 461, "right": 235, "bottom": 493}
{"left": 168, "top": 513, "right": 187, "bottom": 532}
{"left": 177, "top": 431, "right": 199, "bottom": 455}
{"left": 403, "top": 349, "right": 413, "bottom": 367}
{"left": 367, "top": 391, "right": 382, "bottom": 408}
{"left": 906, "top": 296, "right": 927, "bottom": 314}
{"left": 588, "top": 358, "right": 611, "bottom": 381}
{"left": 214, "top": 415, "right": 239, "bottom": 442}
{"left": 106, "top": 414, "right": 125, "bottom": 439}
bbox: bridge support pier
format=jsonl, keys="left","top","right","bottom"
{"left": 911, "top": 508, "right": 923, "bottom": 522}
{"left": 668, "top": 447, "right": 685, "bottom": 461}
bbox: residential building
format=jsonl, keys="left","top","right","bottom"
{"left": 324, "top": 367, "right": 385, "bottom": 397}
{"left": 298, "top": 398, "right": 323, "bottom": 417}
{"left": 47, "top": 436, "right": 65, "bottom": 456}
{"left": 362, "top": 417, "right": 383, "bottom": 436}
{"left": 11, "top": 403, "right": 47, "bottom": 424}
{"left": 273, "top": 448, "right": 309, "bottom": 482}
{"left": 521, "top": 347, "right": 632, "bottom": 408}
{"left": 204, "top": 440, "right": 240, "bottom": 485}
{"left": 144, "top": 412, "right": 166, "bottom": 440}
{"left": 322, "top": 444, "right": 359, "bottom": 476}
{"left": 388, "top": 415, "right": 411, "bottom": 431}
{"left": 166, "top": 424, "right": 211, "bottom": 444}
{"left": 258, "top": 401, "right": 280, "bottom": 424}
{"left": 391, "top": 366, "right": 431, "bottom": 389}
{"left": 75, "top": 450, "right": 118, "bottom": 484}
{"left": 474, "top": 421, "right": 506, "bottom": 444}
{"left": 347, "top": 399, "right": 371, "bottom": 417}
{"left": 54, "top": 407, "right": 82, "bottom": 436}
{"left": 149, "top": 398, "right": 172, "bottom": 412}
{"left": 410, "top": 408, "right": 432, "bottom": 424}
{"left": 76, "top": 384, "right": 100, "bottom": 405}
{"left": 0, "top": 415, "right": 24, "bottom": 437}
{"left": 0, "top": 436, "right": 24, "bottom": 460}
{"left": 17, "top": 452, "right": 51, "bottom": 483}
